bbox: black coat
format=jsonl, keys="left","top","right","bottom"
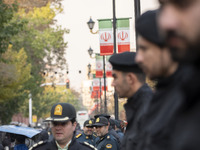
{"left": 137, "top": 66, "right": 191, "bottom": 150}
{"left": 121, "top": 83, "right": 153, "bottom": 150}
{"left": 171, "top": 67, "right": 200, "bottom": 150}
{"left": 30, "top": 137, "right": 96, "bottom": 150}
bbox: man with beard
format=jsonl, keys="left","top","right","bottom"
{"left": 158, "top": 0, "right": 200, "bottom": 150}
{"left": 93, "top": 117, "right": 119, "bottom": 150}
{"left": 30, "top": 103, "right": 96, "bottom": 150}
{"left": 109, "top": 52, "right": 153, "bottom": 150}
{"left": 76, "top": 119, "right": 96, "bottom": 146}
{"left": 135, "top": 9, "right": 191, "bottom": 150}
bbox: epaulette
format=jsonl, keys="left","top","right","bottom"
{"left": 82, "top": 142, "right": 97, "bottom": 150}
{"left": 29, "top": 140, "right": 47, "bottom": 150}
{"left": 93, "top": 134, "right": 97, "bottom": 137}
{"left": 76, "top": 133, "right": 82, "bottom": 138}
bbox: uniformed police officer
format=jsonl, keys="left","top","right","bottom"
{"left": 76, "top": 119, "right": 96, "bottom": 146}
{"left": 29, "top": 103, "right": 96, "bottom": 150}
{"left": 109, "top": 52, "right": 153, "bottom": 150}
{"left": 93, "top": 117, "right": 119, "bottom": 150}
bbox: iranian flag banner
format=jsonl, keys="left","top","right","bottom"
{"left": 106, "top": 55, "right": 112, "bottom": 77}
{"left": 101, "top": 78, "right": 107, "bottom": 91}
{"left": 96, "top": 55, "right": 103, "bottom": 78}
{"left": 98, "top": 19, "right": 113, "bottom": 55}
{"left": 117, "top": 18, "right": 130, "bottom": 53}
{"left": 92, "top": 78, "right": 100, "bottom": 91}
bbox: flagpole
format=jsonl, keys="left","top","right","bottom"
{"left": 134, "top": 0, "right": 141, "bottom": 51}
{"left": 112, "top": 0, "right": 119, "bottom": 120}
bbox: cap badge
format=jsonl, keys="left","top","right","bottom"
{"left": 54, "top": 104, "right": 62, "bottom": 115}
{"left": 106, "top": 144, "right": 112, "bottom": 149}
{"left": 89, "top": 120, "right": 92, "bottom": 124}
{"left": 96, "top": 118, "right": 100, "bottom": 123}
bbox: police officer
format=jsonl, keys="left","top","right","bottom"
{"left": 29, "top": 103, "right": 96, "bottom": 150}
{"left": 93, "top": 117, "right": 119, "bottom": 150}
{"left": 109, "top": 52, "right": 153, "bottom": 150}
{"left": 94, "top": 114, "right": 121, "bottom": 145}
{"left": 76, "top": 119, "right": 96, "bottom": 146}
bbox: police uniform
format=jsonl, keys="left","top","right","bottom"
{"left": 30, "top": 103, "right": 96, "bottom": 150}
{"left": 93, "top": 117, "right": 119, "bottom": 150}
{"left": 76, "top": 120, "right": 97, "bottom": 146}
{"left": 109, "top": 52, "right": 153, "bottom": 150}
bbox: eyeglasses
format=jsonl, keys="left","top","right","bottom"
{"left": 52, "top": 121, "right": 68, "bottom": 126}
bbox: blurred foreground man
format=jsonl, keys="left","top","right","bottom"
{"left": 76, "top": 119, "right": 96, "bottom": 146}
{"left": 93, "top": 117, "right": 119, "bottom": 150}
{"left": 30, "top": 103, "right": 96, "bottom": 150}
{"left": 109, "top": 52, "right": 153, "bottom": 150}
{"left": 135, "top": 10, "right": 190, "bottom": 150}
{"left": 158, "top": 0, "right": 200, "bottom": 149}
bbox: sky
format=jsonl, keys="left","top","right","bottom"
{"left": 55, "top": 0, "right": 159, "bottom": 92}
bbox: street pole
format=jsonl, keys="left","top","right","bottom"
{"left": 103, "top": 55, "right": 107, "bottom": 114}
{"left": 112, "top": 0, "right": 119, "bottom": 120}
{"left": 99, "top": 78, "right": 102, "bottom": 113}
{"left": 29, "top": 93, "right": 32, "bottom": 126}
{"left": 134, "top": 0, "right": 141, "bottom": 51}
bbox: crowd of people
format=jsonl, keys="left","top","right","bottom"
{"left": 1, "top": 0, "right": 200, "bottom": 149}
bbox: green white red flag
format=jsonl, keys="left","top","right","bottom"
{"left": 98, "top": 19, "right": 113, "bottom": 55}
{"left": 117, "top": 18, "right": 130, "bottom": 53}
{"left": 106, "top": 55, "right": 112, "bottom": 77}
{"left": 95, "top": 54, "right": 103, "bottom": 78}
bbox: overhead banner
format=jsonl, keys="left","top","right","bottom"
{"left": 106, "top": 55, "right": 112, "bottom": 77}
{"left": 98, "top": 19, "right": 114, "bottom": 55}
{"left": 117, "top": 18, "right": 130, "bottom": 53}
{"left": 95, "top": 55, "right": 103, "bottom": 78}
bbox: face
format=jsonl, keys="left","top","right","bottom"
{"left": 95, "top": 126, "right": 109, "bottom": 137}
{"left": 111, "top": 70, "right": 131, "bottom": 98}
{"left": 136, "top": 36, "right": 175, "bottom": 79}
{"left": 159, "top": 0, "right": 200, "bottom": 62}
{"left": 51, "top": 121, "right": 76, "bottom": 146}
{"left": 83, "top": 126, "right": 93, "bottom": 136}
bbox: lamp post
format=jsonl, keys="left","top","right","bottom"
{"left": 88, "top": 47, "right": 105, "bottom": 113}
{"left": 134, "top": 0, "right": 141, "bottom": 51}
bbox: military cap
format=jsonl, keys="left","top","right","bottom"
{"left": 136, "top": 9, "right": 165, "bottom": 48}
{"left": 84, "top": 119, "right": 93, "bottom": 127}
{"left": 94, "top": 114, "right": 110, "bottom": 119}
{"left": 109, "top": 52, "right": 143, "bottom": 73}
{"left": 46, "top": 103, "right": 76, "bottom": 122}
{"left": 93, "top": 117, "right": 109, "bottom": 127}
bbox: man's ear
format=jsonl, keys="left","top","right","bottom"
{"left": 127, "top": 73, "right": 136, "bottom": 84}
{"left": 72, "top": 122, "right": 77, "bottom": 131}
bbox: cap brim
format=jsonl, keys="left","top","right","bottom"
{"left": 93, "top": 123, "right": 107, "bottom": 127}
{"left": 45, "top": 116, "right": 70, "bottom": 122}
{"left": 85, "top": 124, "right": 93, "bottom": 127}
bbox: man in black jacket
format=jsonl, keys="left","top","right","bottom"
{"left": 30, "top": 103, "right": 96, "bottom": 150}
{"left": 158, "top": 0, "right": 200, "bottom": 149}
{"left": 109, "top": 52, "right": 153, "bottom": 150}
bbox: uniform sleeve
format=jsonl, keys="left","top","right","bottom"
{"left": 103, "top": 139, "right": 119, "bottom": 150}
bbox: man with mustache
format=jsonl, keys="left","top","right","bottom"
{"left": 30, "top": 103, "right": 96, "bottom": 150}
{"left": 158, "top": 0, "right": 200, "bottom": 149}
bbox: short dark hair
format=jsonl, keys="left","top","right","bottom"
{"left": 135, "top": 72, "right": 146, "bottom": 83}
{"left": 122, "top": 72, "right": 146, "bottom": 84}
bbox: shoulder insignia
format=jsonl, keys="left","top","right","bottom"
{"left": 29, "top": 140, "right": 46, "bottom": 150}
{"left": 107, "top": 135, "right": 110, "bottom": 139}
{"left": 83, "top": 142, "right": 97, "bottom": 150}
{"left": 76, "top": 133, "right": 82, "bottom": 138}
{"left": 93, "top": 134, "right": 97, "bottom": 137}
{"left": 106, "top": 144, "right": 112, "bottom": 149}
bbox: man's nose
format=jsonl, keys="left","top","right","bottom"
{"left": 159, "top": 5, "right": 180, "bottom": 32}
